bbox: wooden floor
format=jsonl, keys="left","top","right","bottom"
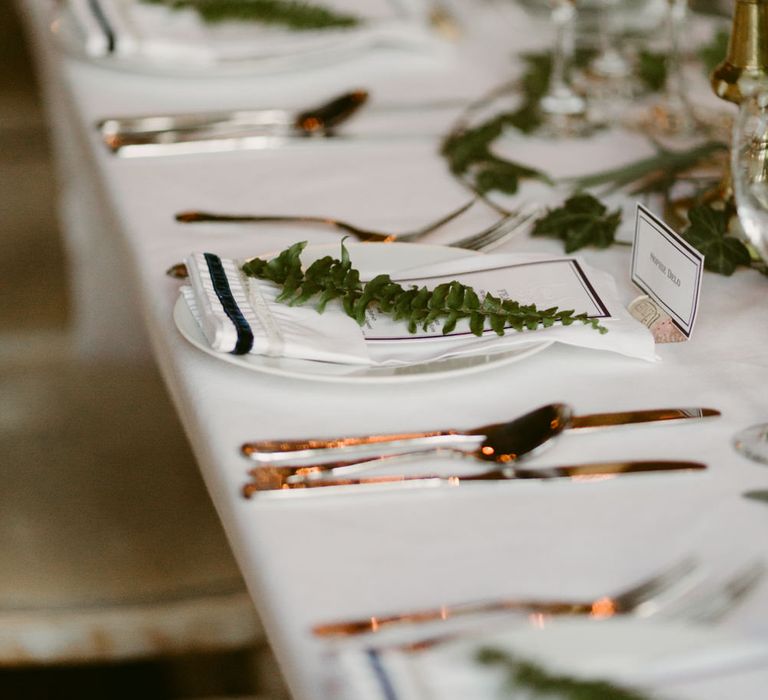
{"left": 0, "top": 5, "right": 282, "bottom": 698}
{"left": 0, "top": 651, "right": 256, "bottom": 700}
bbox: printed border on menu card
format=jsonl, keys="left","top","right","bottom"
{"left": 367, "top": 258, "right": 610, "bottom": 341}
{"left": 632, "top": 204, "right": 702, "bottom": 337}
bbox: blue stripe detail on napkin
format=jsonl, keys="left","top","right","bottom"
{"left": 203, "top": 253, "right": 254, "bottom": 355}
{"left": 88, "top": 0, "right": 116, "bottom": 53}
{"left": 367, "top": 650, "right": 399, "bottom": 700}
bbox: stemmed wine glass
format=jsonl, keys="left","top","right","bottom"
{"left": 633, "top": 0, "right": 699, "bottom": 136}
{"left": 731, "top": 77, "right": 768, "bottom": 463}
{"left": 589, "top": 0, "right": 630, "bottom": 80}
{"left": 539, "top": 0, "right": 590, "bottom": 135}
{"left": 582, "top": 0, "right": 636, "bottom": 124}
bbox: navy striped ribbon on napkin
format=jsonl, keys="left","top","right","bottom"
{"left": 204, "top": 253, "right": 254, "bottom": 355}
{"left": 87, "top": 0, "right": 116, "bottom": 53}
{"left": 367, "top": 650, "right": 399, "bottom": 700}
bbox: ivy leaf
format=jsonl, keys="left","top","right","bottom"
{"left": 637, "top": 50, "right": 667, "bottom": 92}
{"left": 532, "top": 194, "right": 622, "bottom": 253}
{"left": 698, "top": 28, "right": 729, "bottom": 74}
{"left": 518, "top": 51, "right": 552, "bottom": 101}
{"left": 475, "top": 159, "right": 546, "bottom": 195}
{"left": 440, "top": 121, "right": 549, "bottom": 196}
{"left": 441, "top": 118, "right": 505, "bottom": 176}
{"left": 503, "top": 49, "right": 596, "bottom": 134}
{"left": 682, "top": 205, "right": 751, "bottom": 275}
{"left": 690, "top": 0, "right": 731, "bottom": 16}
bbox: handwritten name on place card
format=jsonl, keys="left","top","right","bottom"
{"left": 631, "top": 205, "right": 704, "bottom": 338}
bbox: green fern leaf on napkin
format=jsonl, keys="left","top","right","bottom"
{"left": 241, "top": 241, "right": 607, "bottom": 336}
{"left": 144, "top": 0, "right": 359, "bottom": 30}
{"left": 477, "top": 647, "right": 658, "bottom": 700}
{"left": 532, "top": 194, "right": 622, "bottom": 253}
{"left": 743, "top": 490, "right": 768, "bottom": 504}
{"left": 682, "top": 205, "right": 751, "bottom": 276}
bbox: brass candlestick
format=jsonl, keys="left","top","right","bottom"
{"left": 694, "top": 0, "right": 768, "bottom": 209}
{"left": 711, "top": 0, "right": 768, "bottom": 105}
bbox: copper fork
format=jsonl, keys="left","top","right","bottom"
{"left": 311, "top": 558, "right": 698, "bottom": 638}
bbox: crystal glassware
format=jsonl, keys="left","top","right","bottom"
{"left": 539, "top": 0, "right": 590, "bottom": 135}
{"left": 731, "top": 78, "right": 768, "bottom": 464}
{"left": 589, "top": 0, "right": 632, "bottom": 81}
{"left": 633, "top": 0, "right": 699, "bottom": 136}
{"left": 581, "top": 0, "right": 637, "bottom": 124}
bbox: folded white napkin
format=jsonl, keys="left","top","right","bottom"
{"left": 180, "top": 250, "right": 656, "bottom": 367}
{"left": 183, "top": 252, "right": 370, "bottom": 364}
{"left": 331, "top": 618, "right": 768, "bottom": 700}
{"left": 367, "top": 252, "right": 657, "bottom": 365}
{"left": 66, "top": 0, "right": 438, "bottom": 66}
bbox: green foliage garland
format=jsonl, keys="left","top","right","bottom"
{"left": 568, "top": 141, "right": 728, "bottom": 197}
{"left": 476, "top": 647, "right": 658, "bottom": 700}
{"left": 240, "top": 241, "right": 606, "bottom": 336}
{"left": 437, "top": 18, "right": 751, "bottom": 276}
{"left": 440, "top": 50, "right": 599, "bottom": 197}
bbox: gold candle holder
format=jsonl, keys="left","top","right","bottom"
{"left": 711, "top": 0, "right": 768, "bottom": 105}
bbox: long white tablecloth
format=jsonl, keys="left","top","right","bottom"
{"left": 19, "top": 1, "right": 768, "bottom": 697}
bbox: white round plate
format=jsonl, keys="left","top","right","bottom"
{"left": 173, "top": 243, "right": 553, "bottom": 384}
{"left": 50, "top": 3, "right": 429, "bottom": 78}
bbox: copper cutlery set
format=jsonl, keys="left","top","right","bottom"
{"left": 240, "top": 403, "right": 719, "bottom": 495}
{"left": 241, "top": 404, "right": 756, "bottom": 642}
{"left": 98, "top": 89, "right": 466, "bottom": 157}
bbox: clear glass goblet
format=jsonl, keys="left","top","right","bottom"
{"left": 731, "top": 78, "right": 768, "bottom": 463}
{"left": 581, "top": 0, "right": 637, "bottom": 125}
{"left": 630, "top": 0, "right": 700, "bottom": 137}
{"left": 539, "top": 0, "right": 590, "bottom": 135}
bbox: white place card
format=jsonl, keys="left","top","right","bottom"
{"left": 631, "top": 204, "right": 703, "bottom": 338}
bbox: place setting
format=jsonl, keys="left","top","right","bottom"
{"left": 171, "top": 233, "right": 659, "bottom": 382}
{"left": 165, "top": 191, "right": 727, "bottom": 497}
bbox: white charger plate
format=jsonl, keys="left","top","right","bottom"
{"left": 173, "top": 243, "right": 553, "bottom": 384}
{"left": 345, "top": 617, "right": 768, "bottom": 700}
{"left": 50, "top": 0, "right": 435, "bottom": 78}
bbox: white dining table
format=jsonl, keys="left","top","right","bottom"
{"left": 17, "top": 1, "right": 768, "bottom": 697}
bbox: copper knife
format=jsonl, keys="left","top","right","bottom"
{"left": 241, "top": 459, "right": 706, "bottom": 497}
{"left": 98, "top": 89, "right": 369, "bottom": 156}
